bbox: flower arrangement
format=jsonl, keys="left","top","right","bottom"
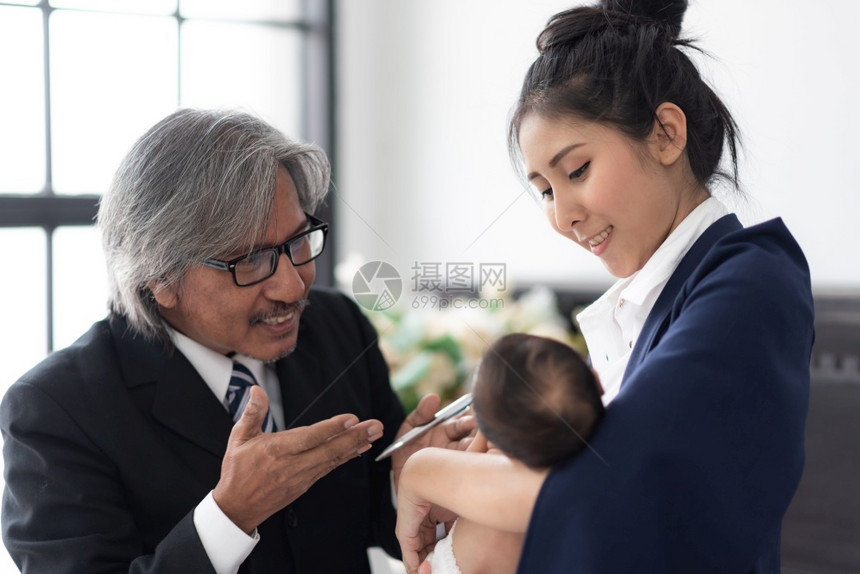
{"left": 361, "top": 285, "right": 587, "bottom": 412}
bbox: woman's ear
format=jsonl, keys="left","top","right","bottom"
{"left": 149, "top": 280, "right": 178, "bottom": 309}
{"left": 651, "top": 102, "right": 688, "bottom": 167}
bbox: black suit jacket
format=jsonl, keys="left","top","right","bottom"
{"left": 1, "top": 287, "right": 404, "bottom": 573}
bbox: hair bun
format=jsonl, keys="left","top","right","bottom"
{"left": 601, "top": 0, "right": 687, "bottom": 38}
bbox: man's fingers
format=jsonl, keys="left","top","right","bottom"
{"left": 283, "top": 419, "right": 384, "bottom": 486}
{"left": 323, "top": 419, "right": 384, "bottom": 459}
{"left": 215, "top": 414, "right": 384, "bottom": 533}
{"left": 288, "top": 415, "right": 383, "bottom": 458}
{"left": 290, "top": 413, "right": 359, "bottom": 450}
{"left": 442, "top": 412, "right": 475, "bottom": 441}
{"left": 404, "top": 393, "right": 440, "bottom": 429}
{"left": 228, "top": 385, "right": 268, "bottom": 446}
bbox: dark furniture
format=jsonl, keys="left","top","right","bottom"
{"left": 782, "top": 295, "right": 860, "bottom": 574}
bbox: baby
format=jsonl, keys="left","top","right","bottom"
{"left": 404, "top": 333, "right": 605, "bottom": 574}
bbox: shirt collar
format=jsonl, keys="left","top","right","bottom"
{"left": 168, "top": 328, "right": 267, "bottom": 404}
{"left": 620, "top": 197, "right": 728, "bottom": 306}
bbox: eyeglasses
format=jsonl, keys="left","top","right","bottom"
{"left": 202, "top": 213, "right": 329, "bottom": 287}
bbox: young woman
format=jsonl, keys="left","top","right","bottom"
{"left": 396, "top": 1, "right": 814, "bottom": 572}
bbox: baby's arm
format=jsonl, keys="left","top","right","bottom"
{"left": 395, "top": 447, "right": 547, "bottom": 573}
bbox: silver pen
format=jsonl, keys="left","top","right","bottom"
{"left": 374, "top": 393, "right": 473, "bottom": 462}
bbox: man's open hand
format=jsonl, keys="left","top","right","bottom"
{"left": 213, "top": 386, "right": 384, "bottom": 533}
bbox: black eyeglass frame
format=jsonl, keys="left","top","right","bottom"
{"left": 202, "top": 212, "right": 329, "bottom": 287}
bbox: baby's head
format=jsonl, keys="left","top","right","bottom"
{"left": 471, "top": 333, "right": 604, "bottom": 469}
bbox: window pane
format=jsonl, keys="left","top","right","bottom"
{"left": 0, "top": 228, "right": 47, "bottom": 391}
{"left": 50, "top": 0, "right": 177, "bottom": 15}
{"left": 181, "top": 21, "right": 302, "bottom": 138}
{"left": 0, "top": 228, "right": 46, "bottom": 572}
{"left": 0, "top": 7, "right": 45, "bottom": 193}
{"left": 180, "top": 0, "right": 300, "bottom": 22}
{"left": 50, "top": 10, "right": 178, "bottom": 195}
{"left": 52, "top": 226, "right": 108, "bottom": 350}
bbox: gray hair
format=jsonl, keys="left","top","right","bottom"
{"left": 98, "top": 108, "right": 331, "bottom": 342}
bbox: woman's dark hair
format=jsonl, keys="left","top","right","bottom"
{"left": 508, "top": 0, "right": 740, "bottom": 191}
{"left": 472, "top": 333, "right": 605, "bottom": 469}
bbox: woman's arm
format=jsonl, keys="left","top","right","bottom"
{"left": 395, "top": 447, "right": 547, "bottom": 572}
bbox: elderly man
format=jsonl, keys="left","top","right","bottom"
{"left": 1, "top": 109, "right": 466, "bottom": 573}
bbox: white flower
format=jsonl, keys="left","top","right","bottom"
{"left": 363, "top": 285, "right": 585, "bottom": 411}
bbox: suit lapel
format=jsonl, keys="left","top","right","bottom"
{"left": 112, "top": 318, "right": 232, "bottom": 458}
{"left": 622, "top": 214, "right": 742, "bottom": 383}
{"left": 150, "top": 356, "right": 233, "bottom": 458}
{"left": 276, "top": 345, "right": 324, "bottom": 430}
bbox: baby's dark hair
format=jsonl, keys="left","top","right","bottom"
{"left": 508, "top": 0, "right": 740, "bottom": 191}
{"left": 472, "top": 333, "right": 605, "bottom": 469}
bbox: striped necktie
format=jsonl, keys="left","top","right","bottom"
{"left": 225, "top": 361, "right": 275, "bottom": 432}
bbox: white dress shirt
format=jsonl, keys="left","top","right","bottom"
{"left": 576, "top": 198, "right": 729, "bottom": 405}
{"left": 169, "top": 328, "right": 286, "bottom": 574}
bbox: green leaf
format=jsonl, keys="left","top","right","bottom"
{"left": 424, "top": 334, "right": 463, "bottom": 364}
{"left": 390, "top": 350, "right": 433, "bottom": 390}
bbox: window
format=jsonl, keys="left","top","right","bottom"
{"left": 0, "top": 0, "right": 334, "bottom": 395}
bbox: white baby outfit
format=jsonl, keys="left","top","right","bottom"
{"left": 426, "top": 520, "right": 462, "bottom": 574}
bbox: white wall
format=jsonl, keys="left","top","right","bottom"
{"left": 335, "top": 0, "right": 860, "bottom": 295}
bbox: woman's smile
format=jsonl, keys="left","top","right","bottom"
{"left": 584, "top": 225, "right": 613, "bottom": 251}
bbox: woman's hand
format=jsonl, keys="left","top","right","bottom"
{"left": 395, "top": 492, "right": 435, "bottom": 572}
{"left": 396, "top": 453, "right": 447, "bottom": 573}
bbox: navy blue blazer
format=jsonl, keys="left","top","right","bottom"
{"left": 1, "top": 287, "right": 404, "bottom": 573}
{"left": 517, "top": 215, "right": 814, "bottom": 573}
